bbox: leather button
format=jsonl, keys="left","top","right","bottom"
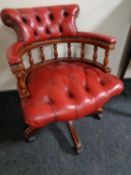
{"left": 35, "top": 15, "right": 41, "bottom": 23}
{"left": 59, "top": 25, "right": 63, "bottom": 33}
{"left": 101, "top": 80, "right": 106, "bottom": 86}
{"left": 68, "top": 91, "right": 74, "bottom": 98}
{"left": 22, "top": 17, "right": 28, "bottom": 24}
{"left": 34, "top": 31, "right": 38, "bottom": 37}
{"left": 49, "top": 13, "right": 54, "bottom": 21}
{"left": 63, "top": 11, "right": 69, "bottom": 17}
{"left": 46, "top": 28, "right": 50, "bottom": 34}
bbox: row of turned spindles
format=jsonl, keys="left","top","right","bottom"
{"left": 27, "top": 43, "right": 109, "bottom": 69}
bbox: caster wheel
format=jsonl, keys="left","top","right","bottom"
{"left": 26, "top": 135, "right": 36, "bottom": 142}
{"left": 96, "top": 113, "right": 103, "bottom": 120}
{"left": 73, "top": 146, "right": 83, "bottom": 154}
{"left": 95, "top": 108, "right": 103, "bottom": 120}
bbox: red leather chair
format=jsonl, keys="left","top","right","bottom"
{"left": 1, "top": 4, "right": 124, "bottom": 153}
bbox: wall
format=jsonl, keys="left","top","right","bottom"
{"left": 0, "top": 0, "right": 131, "bottom": 90}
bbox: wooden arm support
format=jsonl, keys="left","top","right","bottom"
{"left": 11, "top": 63, "right": 30, "bottom": 98}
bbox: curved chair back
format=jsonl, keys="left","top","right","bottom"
{"left": 1, "top": 4, "right": 79, "bottom": 43}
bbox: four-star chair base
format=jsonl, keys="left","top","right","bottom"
{"left": 24, "top": 121, "right": 83, "bottom": 154}
{"left": 24, "top": 107, "right": 103, "bottom": 154}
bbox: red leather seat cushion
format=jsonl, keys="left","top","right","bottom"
{"left": 21, "top": 60, "right": 124, "bottom": 128}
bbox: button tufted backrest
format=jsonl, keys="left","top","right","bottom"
{"left": 1, "top": 4, "right": 79, "bottom": 43}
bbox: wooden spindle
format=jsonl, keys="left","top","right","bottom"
{"left": 81, "top": 43, "right": 85, "bottom": 61}
{"left": 93, "top": 46, "right": 98, "bottom": 63}
{"left": 53, "top": 44, "right": 58, "bottom": 59}
{"left": 28, "top": 50, "right": 34, "bottom": 66}
{"left": 103, "top": 49, "right": 109, "bottom": 69}
{"left": 39, "top": 46, "right": 45, "bottom": 62}
{"left": 67, "top": 43, "right": 71, "bottom": 61}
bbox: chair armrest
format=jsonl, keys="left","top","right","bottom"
{"left": 76, "top": 31, "right": 116, "bottom": 45}
{"left": 7, "top": 42, "right": 25, "bottom": 65}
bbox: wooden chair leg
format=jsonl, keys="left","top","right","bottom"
{"left": 95, "top": 107, "right": 103, "bottom": 119}
{"left": 24, "top": 126, "right": 37, "bottom": 142}
{"left": 67, "top": 121, "right": 83, "bottom": 154}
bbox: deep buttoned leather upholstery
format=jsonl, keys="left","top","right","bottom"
{"left": 1, "top": 4, "right": 79, "bottom": 43}
{"left": 1, "top": 4, "right": 124, "bottom": 130}
{"left": 21, "top": 60, "right": 123, "bottom": 128}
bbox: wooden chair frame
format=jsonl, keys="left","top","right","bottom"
{"left": 10, "top": 36, "right": 115, "bottom": 153}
